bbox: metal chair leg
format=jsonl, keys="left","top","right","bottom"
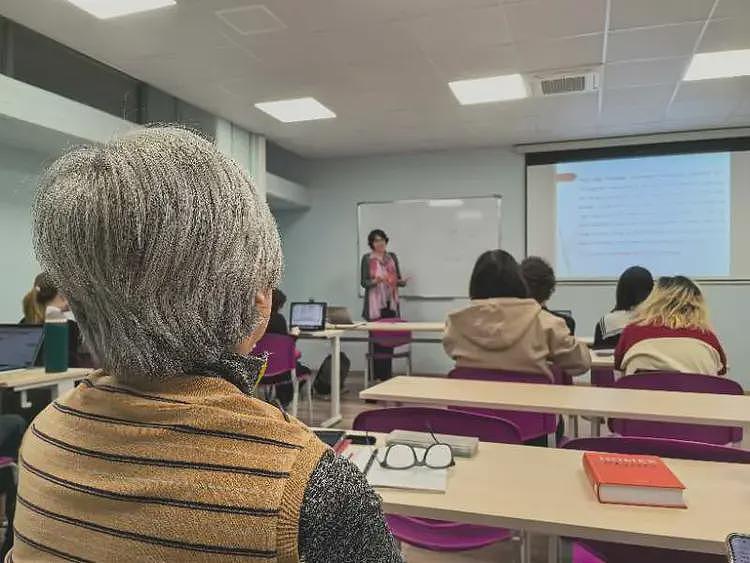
{"left": 290, "top": 369, "right": 299, "bottom": 417}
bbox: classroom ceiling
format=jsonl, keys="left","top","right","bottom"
{"left": 1, "top": 0, "right": 750, "bottom": 158}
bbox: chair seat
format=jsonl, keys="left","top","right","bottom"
{"left": 385, "top": 515, "right": 512, "bottom": 552}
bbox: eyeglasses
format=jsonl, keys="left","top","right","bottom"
{"left": 366, "top": 428, "right": 455, "bottom": 471}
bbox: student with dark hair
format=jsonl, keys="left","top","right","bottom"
{"left": 360, "top": 228, "right": 408, "bottom": 380}
{"left": 521, "top": 256, "right": 575, "bottom": 335}
{"left": 594, "top": 266, "right": 654, "bottom": 349}
{"left": 265, "top": 289, "right": 312, "bottom": 408}
{"left": 443, "top": 250, "right": 591, "bottom": 380}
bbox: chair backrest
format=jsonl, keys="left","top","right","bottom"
{"left": 253, "top": 333, "right": 296, "bottom": 376}
{"left": 563, "top": 435, "right": 750, "bottom": 463}
{"left": 369, "top": 318, "right": 412, "bottom": 348}
{"left": 352, "top": 406, "right": 523, "bottom": 444}
{"left": 610, "top": 371, "right": 744, "bottom": 444}
{"left": 447, "top": 367, "right": 558, "bottom": 441}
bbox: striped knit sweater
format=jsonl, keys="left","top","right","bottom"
{"left": 12, "top": 372, "right": 328, "bottom": 562}
{"left": 614, "top": 323, "right": 727, "bottom": 376}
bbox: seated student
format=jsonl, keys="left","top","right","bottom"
{"left": 615, "top": 276, "right": 727, "bottom": 376}
{"left": 444, "top": 249, "right": 591, "bottom": 380}
{"left": 521, "top": 256, "right": 575, "bottom": 335}
{"left": 593, "top": 266, "right": 654, "bottom": 349}
{"left": 20, "top": 272, "right": 92, "bottom": 367}
{"left": 265, "top": 289, "right": 311, "bottom": 407}
{"left": 13, "top": 127, "right": 401, "bottom": 562}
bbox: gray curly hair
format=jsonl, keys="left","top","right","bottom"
{"left": 33, "top": 126, "right": 283, "bottom": 382}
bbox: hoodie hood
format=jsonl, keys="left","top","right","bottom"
{"left": 447, "top": 298, "right": 542, "bottom": 351}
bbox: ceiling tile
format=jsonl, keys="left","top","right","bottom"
{"left": 601, "top": 84, "right": 674, "bottom": 124}
{"left": 403, "top": 6, "right": 512, "bottom": 55}
{"left": 609, "top": 0, "right": 714, "bottom": 31}
{"left": 505, "top": 0, "right": 606, "bottom": 41}
{"left": 605, "top": 57, "right": 689, "bottom": 89}
{"left": 699, "top": 17, "right": 750, "bottom": 52}
{"left": 712, "top": 0, "right": 750, "bottom": 18}
{"left": 427, "top": 44, "right": 518, "bottom": 81}
{"left": 516, "top": 34, "right": 604, "bottom": 72}
{"left": 607, "top": 22, "right": 703, "bottom": 62}
{"left": 668, "top": 77, "right": 748, "bottom": 119}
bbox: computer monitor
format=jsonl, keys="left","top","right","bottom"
{"left": 290, "top": 302, "right": 327, "bottom": 331}
{"left": 0, "top": 325, "right": 44, "bottom": 372}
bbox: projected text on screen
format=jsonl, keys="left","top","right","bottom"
{"left": 555, "top": 153, "right": 731, "bottom": 278}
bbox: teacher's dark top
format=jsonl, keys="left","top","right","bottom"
{"left": 360, "top": 252, "right": 406, "bottom": 320}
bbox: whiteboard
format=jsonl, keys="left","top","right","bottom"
{"left": 357, "top": 196, "right": 502, "bottom": 298}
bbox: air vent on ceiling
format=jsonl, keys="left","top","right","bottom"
{"left": 528, "top": 67, "right": 601, "bottom": 97}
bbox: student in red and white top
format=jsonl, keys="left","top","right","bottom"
{"left": 615, "top": 276, "right": 727, "bottom": 376}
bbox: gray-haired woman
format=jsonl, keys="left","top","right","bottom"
{"left": 13, "top": 127, "right": 402, "bottom": 562}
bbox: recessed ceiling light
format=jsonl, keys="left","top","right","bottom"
{"left": 65, "top": 0, "right": 176, "bottom": 19}
{"left": 684, "top": 49, "right": 750, "bottom": 81}
{"left": 254, "top": 97, "right": 336, "bottom": 123}
{"left": 448, "top": 73, "right": 528, "bottom": 105}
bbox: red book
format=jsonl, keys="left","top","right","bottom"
{"left": 582, "top": 452, "right": 686, "bottom": 508}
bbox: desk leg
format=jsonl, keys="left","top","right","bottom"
{"left": 51, "top": 380, "right": 75, "bottom": 401}
{"left": 547, "top": 535, "right": 560, "bottom": 563}
{"left": 591, "top": 417, "right": 602, "bottom": 437}
{"left": 320, "top": 336, "right": 342, "bottom": 428}
{"left": 519, "top": 531, "right": 531, "bottom": 563}
{"left": 569, "top": 415, "right": 579, "bottom": 438}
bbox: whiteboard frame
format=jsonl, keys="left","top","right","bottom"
{"left": 356, "top": 195, "right": 503, "bottom": 299}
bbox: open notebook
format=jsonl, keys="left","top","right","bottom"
{"left": 349, "top": 447, "right": 448, "bottom": 493}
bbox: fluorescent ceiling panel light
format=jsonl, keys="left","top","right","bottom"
{"left": 684, "top": 49, "right": 750, "bottom": 81}
{"left": 254, "top": 97, "right": 336, "bottom": 123}
{"left": 65, "top": 0, "right": 176, "bottom": 19}
{"left": 449, "top": 73, "right": 528, "bottom": 105}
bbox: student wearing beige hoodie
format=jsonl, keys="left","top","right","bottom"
{"left": 444, "top": 250, "right": 591, "bottom": 380}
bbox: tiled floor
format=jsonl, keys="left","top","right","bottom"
{"left": 300, "top": 372, "right": 573, "bottom": 563}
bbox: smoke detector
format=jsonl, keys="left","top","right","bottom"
{"left": 528, "top": 67, "right": 601, "bottom": 97}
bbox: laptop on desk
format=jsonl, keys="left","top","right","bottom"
{"left": 290, "top": 301, "right": 327, "bottom": 332}
{"left": 327, "top": 306, "right": 355, "bottom": 326}
{"left": 0, "top": 325, "right": 44, "bottom": 372}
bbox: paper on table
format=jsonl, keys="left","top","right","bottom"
{"left": 349, "top": 447, "right": 447, "bottom": 493}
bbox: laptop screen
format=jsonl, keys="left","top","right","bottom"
{"left": 290, "top": 302, "right": 326, "bottom": 331}
{"left": 0, "top": 325, "right": 44, "bottom": 372}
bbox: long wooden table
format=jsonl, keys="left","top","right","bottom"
{"left": 371, "top": 439, "right": 748, "bottom": 558}
{"left": 360, "top": 376, "right": 750, "bottom": 432}
{"left": 0, "top": 368, "right": 91, "bottom": 409}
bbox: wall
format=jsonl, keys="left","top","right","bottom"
{"left": 0, "top": 144, "right": 47, "bottom": 321}
{"left": 277, "top": 147, "right": 526, "bottom": 374}
{"left": 279, "top": 147, "right": 750, "bottom": 386}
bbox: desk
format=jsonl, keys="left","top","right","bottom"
{"left": 370, "top": 439, "right": 749, "bottom": 558}
{"left": 0, "top": 368, "right": 91, "bottom": 408}
{"left": 360, "top": 376, "right": 750, "bottom": 434}
{"left": 590, "top": 350, "right": 615, "bottom": 369}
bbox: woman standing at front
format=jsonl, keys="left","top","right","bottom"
{"left": 360, "top": 229, "right": 407, "bottom": 380}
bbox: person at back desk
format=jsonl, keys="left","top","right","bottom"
{"left": 443, "top": 249, "right": 591, "bottom": 381}
{"left": 593, "top": 266, "right": 653, "bottom": 349}
{"left": 615, "top": 276, "right": 727, "bottom": 376}
{"left": 521, "top": 256, "right": 575, "bottom": 335}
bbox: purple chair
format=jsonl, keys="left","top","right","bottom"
{"left": 565, "top": 436, "right": 749, "bottom": 563}
{"left": 447, "top": 367, "right": 559, "bottom": 444}
{"left": 253, "top": 333, "right": 314, "bottom": 421}
{"left": 352, "top": 407, "right": 524, "bottom": 554}
{"left": 365, "top": 318, "right": 412, "bottom": 388}
{"left": 591, "top": 368, "right": 615, "bottom": 387}
{"left": 608, "top": 372, "right": 744, "bottom": 445}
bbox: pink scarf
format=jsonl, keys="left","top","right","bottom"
{"left": 368, "top": 253, "right": 399, "bottom": 320}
